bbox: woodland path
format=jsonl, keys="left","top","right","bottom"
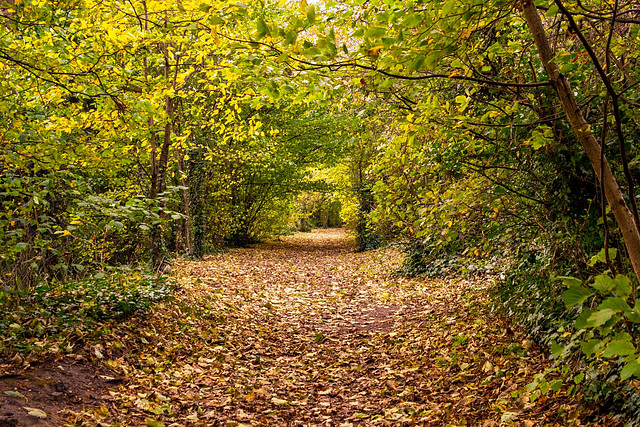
{"left": 0, "top": 229, "right": 590, "bottom": 425}
{"left": 106, "top": 228, "right": 573, "bottom": 426}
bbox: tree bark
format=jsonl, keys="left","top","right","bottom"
{"left": 521, "top": 0, "right": 640, "bottom": 280}
{"left": 177, "top": 148, "right": 193, "bottom": 255}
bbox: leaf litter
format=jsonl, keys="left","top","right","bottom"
{"left": 0, "top": 229, "right": 621, "bottom": 425}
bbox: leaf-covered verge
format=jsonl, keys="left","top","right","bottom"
{"left": 0, "top": 272, "right": 173, "bottom": 361}
{"left": 0, "top": 229, "right": 625, "bottom": 425}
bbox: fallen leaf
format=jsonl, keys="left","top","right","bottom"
{"left": 271, "top": 397, "right": 289, "bottom": 405}
{"left": 501, "top": 411, "right": 520, "bottom": 423}
{"left": 24, "top": 407, "right": 47, "bottom": 419}
{"left": 4, "top": 390, "right": 25, "bottom": 399}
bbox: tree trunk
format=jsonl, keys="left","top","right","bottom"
{"left": 521, "top": 0, "right": 640, "bottom": 279}
{"left": 177, "top": 148, "right": 193, "bottom": 255}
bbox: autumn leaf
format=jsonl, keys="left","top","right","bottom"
{"left": 367, "top": 45, "right": 384, "bottom": 57}
{"left": 24, "top": 407, "right": 47, "bottom": 419}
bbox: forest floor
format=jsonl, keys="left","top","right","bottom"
{"left": 0, "top": 229, "right": 619, "bottom": 425}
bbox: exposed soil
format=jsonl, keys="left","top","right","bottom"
{"left": 0, "top": 358, "right": 114, "bottom": 425}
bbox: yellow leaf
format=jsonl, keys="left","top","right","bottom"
{"left": 62, "top": 230, "right": 72, "bottom": 236}
{"left": 367, "top": 45, "right": 384, "bottom": 57}
{"left": 211, "top": 28, "right": 220, "bottom": 45}
{"left": 461, "top": 28, "right": 473, "bottom": 39}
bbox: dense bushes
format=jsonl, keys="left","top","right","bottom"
{"left": 0, "top": 167, "right": 180, "bottom": 290}
{"left": 0, "top": 273, "right": 172, "bottom": 358}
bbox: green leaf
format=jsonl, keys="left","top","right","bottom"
{"left": 409, "top": 57, "right": 425, "bottom": 71}
{"left": 602, "top": 340, "right": 636, "bottom": 358}
{"left": 257, "top": 18, "right": 270, "bottom": 38}
{"left": 442, "top": 0, "right": 456, "bottom": 15}
{"left": 599, "top": 314, "right": 621, "bottom": 335}
{"left": 487, "top": 42, "right": 503, "bottom": 53}
{"left": 563, "top": 285, "right": 593, "bottom": 307}
{"left": 545, "top": 4, "right": 559, "bottom": 17}
{"left": 621, "top": 359, "right": 640, "bottom": 380}
{"left": 575, "top": 308, "right": 594, "bottom": 329}
{"left": 306, "top": 5, "right": 316, "bottom": 25}
{"left": 555, "top": 276, "right": 582, "bottom": 287}
{"left": 614, "top": 274, "right": 632, "bottom": 298}
{"left": 530, "top": 133, "right": 547, "bottom": 150}
{"left": 208, "top": 16, "right": 224, "bottom": 25}
{"left": 581, "top": 339, "right": 603, "bottom": 356}
{"left": 588, "top": 248, "right": 617, "bottom": 266}
{"left": 559, "top": 62, "right": 577, "bottom": 73}
{"left": 425, "top": 51, "right": 444, "bottom": 70}
{"left": 573, "top": 372, "right": 585, "bottom": 384}
{"left": 315, "top": 332, "right": 326, "bottom": 343}
{"left": 550, "top": 341, "right": 564, "bottom": 358}
{"left": 286, "top": 30, "right": 298, "bottom": 45}
{"left": 613, "top": 332, "right": 633, "bottom": 341}
{"left": 4, "top": 390, "right": 25, "bottom": 398}
{"left": 591, "top": 274, "right": 616, "bottom": 293}
{"left": 587, "top": 308, "right": 616, "bottom": 327}
{"left": 450, "top": 58, "right": 463, "bottom": 68}
{"left": 381, "top": 36, "right": 396, "bottom": 47}
{"left": 598, "top": 297, "right": 631, "bottom": 313}
{"left": 627, "top": 305, "right": 640, "bottom": 323}
{"left": 550, "top": 379, "right": 563, "bottom": 393}
{"left": 529, "top": 389, "right": 541, "bottom": 403}
{"left": 365, "top": 26, "right": 386, "bottom": 38}
{"left": 454, "top": 95, "right": 467, "bottom": 104}
{"left": 539, "top": 379, "right": 549, "bottom": 394}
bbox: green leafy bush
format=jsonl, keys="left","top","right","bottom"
{"left": 0, "top": 273, "right": 173, "bottom": 357}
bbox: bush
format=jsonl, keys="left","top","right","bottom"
{"left": 0, "top": 273, "right": 173, "bottom": 357}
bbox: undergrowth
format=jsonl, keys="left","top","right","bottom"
{"left": 398, "top": 238, "right": 497, "bottom": 278}
{"left": 491, "top": 251, "right": 640, "bottom": 425}
{"left": 0, "top": 273, "right": 173, "bottom": 359}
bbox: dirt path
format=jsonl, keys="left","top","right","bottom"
{"left": 105, "top": 228, "right": 572, "bottom": 426}
{"left": 0, "top": 229, "right": 601, "bottom": 425}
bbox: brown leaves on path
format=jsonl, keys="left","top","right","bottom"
{"left": 45, "top": 229, "right": 612, "bottom": 425}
